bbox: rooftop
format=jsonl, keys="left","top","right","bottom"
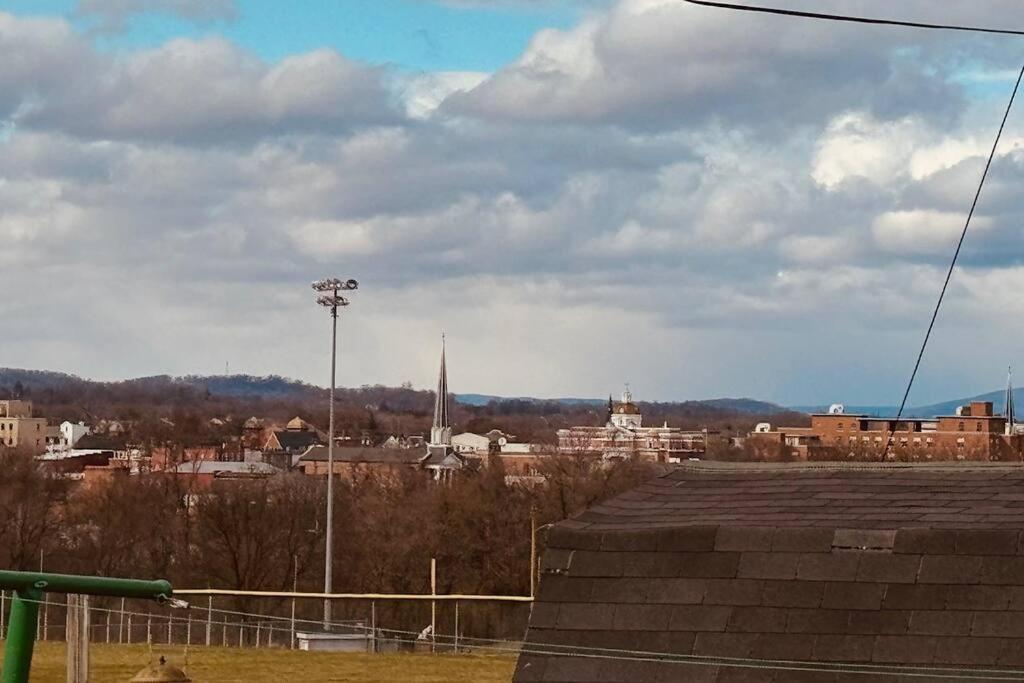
{"left": 172, "top": 460, "right": 278, "bottom": 476}
{"left": 562, "top": 461, "right": 1024, "bottom": 532}
{"left": 299, "top": 446, "right": 421, "bottom": 465}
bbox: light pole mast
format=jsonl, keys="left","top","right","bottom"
{"left": 312, "top": 277, "right": 358, "bottom": 629}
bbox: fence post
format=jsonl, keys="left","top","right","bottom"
{"left": 205, "top": 597, "right": 212, "bottom": 647}
{"left": 255, "top": 622, "right": 261, "bottom": 648}
{"left": 66, "top": 594, "right": 90, "bottom": 683}
{"left": 186, "top": 613, "right": 192, "bottom": 645}
{"left": 118, "top": 598, "right": 125, "bottom": 644}
{"left": 146, "top": 612, "right": 152, "bottom": 644}
{"left": 167, "top": 615, "right": 172, "bottom": 644}
{"left": 105, "top": 610, "right": 110, "bottom": 643}
{"left": 530, "top": 508, "right": 537, "bottom": 598}
{"left": 454, "top": 601, "right": 459, "bottom": 655}
{"left": 222, "top": 618, "right": 227, "bottom": 647}
{"left": 370, "top": 601, "right": 375, "bottom": 654}
{"left": 430, "top": 557, "right": 437, "bottom": 654}
{"left": 126, "top": 614, "right": 132, "bottom": 644}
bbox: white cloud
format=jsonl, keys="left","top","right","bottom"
{"left": 871, "top": 210, "right": 992, "bottom": 254}
{"left": 4, "top": 4, "right": 1024, "bottom": 404}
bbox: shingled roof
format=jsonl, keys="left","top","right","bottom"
{"left": 515, "top": 462, "right": 1024, "bottom": 682}
{"left": 565, "top": 461, "right": 1024, "bottom": 531}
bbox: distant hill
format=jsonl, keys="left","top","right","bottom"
{"left": 0, "top": 368, "right": 794, "bottom": 416}
{"left": 456, "top": 393, "right": 789, "bottom": 414}
{"left": 793, "top": 388, "right": 1021, "bottom": 419}
{"left": 0, "top": 368, "right": 323, "bottom": 400}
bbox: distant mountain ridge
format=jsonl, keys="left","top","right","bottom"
{"left": 5, "top": 368, "right": 1019, "bottom": 419}
{"left": 793, "top": 388, "right": 1023, "bottom": 419}
{"left": 0, "top": 368, "right": 792, "bottom": 414}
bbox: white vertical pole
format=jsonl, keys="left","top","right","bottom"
{"left": 454, "top": 601, "right": 459, "bottom": 655}
{"left": 370, "top": 601, "right": 376, "bottom": 654}
{"left": 118, "top": 598, "right": 125, "bottom": 643}
{"left": 127, "top": 614, "right": 133, "bottom": 644}
{"left": 430, "top": 557, "right": 437, "bottom": 653}
{"left": 291, "top": 555, "right": 298, "bottom": 649}
{"left": 206, "top": 597, "right": 213, "bottom": 646}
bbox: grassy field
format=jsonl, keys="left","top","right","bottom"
{"left": 0, "top": 641, "right": 516, "bottom": 682}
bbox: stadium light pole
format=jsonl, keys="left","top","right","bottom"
{"left": 311, "top": 277, "right": 358, "bottom": 630}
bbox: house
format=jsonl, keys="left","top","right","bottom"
{"left": 517, "top": 461, "right": 1024, "bottom": 682}
{"left": 60, "top": 421, "right": 90, "bottom": 448}
{"left": 264, "top": 417, "right": 324, "bottom": 454}
{"left": 556, "top": 389, "right": 708, "bottom": 462}
{"left": 297, "top": 445, "right": 423, "bottom": 481}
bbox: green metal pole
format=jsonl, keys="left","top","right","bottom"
{"left": 2, "top": 587, "right": 42, "bottom": 683}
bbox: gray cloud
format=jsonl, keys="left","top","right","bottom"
{"left": 75, "top": 0, "right": 236, "bottom": 33}
{"left": 0, "top": 19, "right": 401, "bottom": 143}
{"left": 4, "top": 3, "right": 1024, "bottom": 404}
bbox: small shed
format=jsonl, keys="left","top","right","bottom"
{"left": 516, "top": 462, "right": 1024, "bottom": 682}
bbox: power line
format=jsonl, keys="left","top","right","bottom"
{"left": 681, "top": 0, "right": 1024, "bottom": 36}
{"left": 684, "top": 0, "right": 1024, "bottom": 456}
{"left": 883, "top": 61, "right": 1024, "bottom": 457}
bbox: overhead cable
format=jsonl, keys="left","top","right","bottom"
{"left": 681, "top": 0, "right": 1024, "bottom": 36}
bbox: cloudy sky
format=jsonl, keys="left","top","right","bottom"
{"left": 4, "top": 0, "right": 1024, "bottom": 406}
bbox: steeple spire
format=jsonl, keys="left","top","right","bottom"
{"left": 431, "top": 334, "right": 451, "bottom": 445}
{"left": 1007, "top": 366, "right": 1016, "bottom": 434}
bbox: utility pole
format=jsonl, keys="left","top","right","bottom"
{"left": 311, "top": 277, "right": 358, "bottom": 630}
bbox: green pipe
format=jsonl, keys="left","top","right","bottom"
{"left": 0, "top": 572, "right": 171, "bottom": 601}
{"left": 2, "top": 587, "right": 42, "bottom": 683}
{"left": 0, "top": 571, "right": 173, "bottom": 683}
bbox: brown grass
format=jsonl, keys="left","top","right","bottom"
{"left": 1, "top": 641, "right": 516, "bottom": 682}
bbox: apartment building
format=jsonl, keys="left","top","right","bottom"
{"left": 0, "top": 400, "right": 47, "bottom": 453}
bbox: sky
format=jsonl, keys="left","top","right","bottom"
{"left": 4, "top": 0, "right": 1024, "bottom": 406}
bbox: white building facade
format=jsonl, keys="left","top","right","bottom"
{"left": 556, "top": 389, "right": 707, "bottom": 463}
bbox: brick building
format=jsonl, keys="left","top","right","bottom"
{"left": 749, "top": 400, "right": 1024, "bottom": 461}
{"left": 297, "top": 445, "right": 423, "bottom": 482}
{"left": 557, "top": 389, "right": 707, "bottom": 463}
{"left": 517, "top": 462, "right": 1024, "bottom": 682}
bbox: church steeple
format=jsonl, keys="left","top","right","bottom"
{"left": 430, "top": 335, "right": 451, "bottom": 446}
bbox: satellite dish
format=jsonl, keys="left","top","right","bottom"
{"left": 828, "top": 404, "right": 845, "bottom": 415}
{"left": 498, "top": 437, "right": 507, "bottom": 446}
{"left": 755, "top": 422, "right": 771, "bottom": 433}
{"left": 955, "top": 406, "right": 964, "bottom": 416}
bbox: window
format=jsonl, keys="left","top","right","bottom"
{"left": 837, "top": 423, "right": 844, "bottom": 431}
{"left": 958, "top": 422, "right": 965, "bottom": 431}
{"left": 977, "top": 422, "right": 983, "bottom": 432}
